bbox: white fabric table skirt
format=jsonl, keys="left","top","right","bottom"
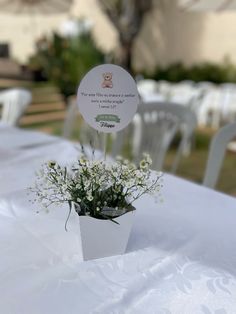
{"left": 0, "top": 126, "right": 236, "bottom": 313}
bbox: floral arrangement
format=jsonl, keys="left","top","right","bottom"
{"left": 31, "top": 153, "right": 163, "bottom": 229}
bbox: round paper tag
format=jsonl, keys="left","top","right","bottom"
{"left": 77, "top": 64, "right": 139, "bottom": 133}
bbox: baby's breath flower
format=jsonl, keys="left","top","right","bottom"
{"left": 79, "top": 156, "right": 87, "bottom": 165}
{"left": 123, "top": 159, "right": 129, "bottom": 165}
{"left": 31, "top": 153, "right": 163, "bottom": 220}
{"left": 48, "top": 160, "right": 56, "bottom": 168}
{"left": 140, "top": 160, "right": 148, "bottom": 170}
{"left": 86, "top": 195, "right": 93, "bottom": 202}
{"left": 129, "top": 163, "right": 136, "bottom": 170}
{"left": 84, "top": 181, "right": 90, "bottom": 189}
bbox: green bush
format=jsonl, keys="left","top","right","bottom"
{"left": 146, "top": 60, "right": 236, "bottom": 84}
{"left": 28, "top": 31, "right": 104, "bottom": 98}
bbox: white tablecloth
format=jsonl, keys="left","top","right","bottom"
{"left": 0, "top": 125, "right": 236, "bottom": 314}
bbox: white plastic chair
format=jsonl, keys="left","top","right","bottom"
{"left": 198, "top": 88, "right": 223, "bottom": 128}
{"left": 112, "top": 102, "right": 197, "bottom": 172}
{"left": 156, "top": 80, "right": 172, "bottom": 100}
{"left": 196, "top": 81, "right": 215, "bottom": 90}
{"left": 203, "top": 122, "right": 236, "bottom": 189}
{"left": 169, "top": 83, "right": 202, "bottom": 108}
{"left": 63, "top": 97, "right": 107, "bottom": 150}
{"left": 137, "top": 79, "right": 158, "bottom": 96}
{"left": 137, "top": 79, "right": 164, "bottom": 103}
{"left": 0, "top": 88, "right": 32, "bottom": 126}
{"left": 219, "top": 85, "right": 236, "bottom": 124}
{"left": 62, "top": 96, "right": 78, "bottom": 139}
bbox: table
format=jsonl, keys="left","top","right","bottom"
{"left": 0, "top": 125, "right": 236, "bottom": 314}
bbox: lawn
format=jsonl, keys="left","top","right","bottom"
{"left": 23, "top": 119, "right": 236, "bottom": 197}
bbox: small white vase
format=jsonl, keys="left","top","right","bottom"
{"left": 79, "top": 211, "right": 135, "bottom": 261}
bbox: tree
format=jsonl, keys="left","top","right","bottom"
{"left": 98, "top": 0, "right": 152, "bottom": 73}
{"left": 28, "top": 31, "right": 104, "bottom": 98}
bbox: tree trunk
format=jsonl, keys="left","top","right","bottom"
{"left": 119, "top": 41, "right": 133, "bottom": 73}
{"left": 98, "top": 0, "right": 152, "bottom": 74}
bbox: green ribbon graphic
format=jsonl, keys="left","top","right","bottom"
{"left": 95, "top": 114, "right": 120, "bottom": 123}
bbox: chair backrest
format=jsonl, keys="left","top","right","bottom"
{"left": 112, "top": 102, "right": 197, "bottom": 172}
{"left": 63, "top": 97, "right": 106, "bottom": 150}
{"left": 156, "top": 80, "right": 171, "bottom": 97}
{"left": 169, "top": 83, "right": 201, "bottom": 107}
{"left": 203, "top": 122, "right": 236, "bottom": 189}
{"left": 0, "top": 88, "right": 32, "bottom": 126}
{"left": 137, "top": 79, "right": 158, "bottom": 97}
{"left": 62, "top": 96, "right": 78, "bottom": 139}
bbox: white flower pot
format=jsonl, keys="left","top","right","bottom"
{"left": 79, "top": 211, "right": 135, "bottom": 261}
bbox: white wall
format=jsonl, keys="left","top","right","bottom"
{"left": 133, "top": 0, "right": 236, "bottom": 71}
{"left": 0, "top": 0, "right": 117, "bottom": 63}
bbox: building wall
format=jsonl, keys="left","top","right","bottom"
{"left": 0, "top": 0, "right": 117, "bottom": 63}
{"left": 133, "top": 0, "right": 236, "bottom": 71}
{"left": 0, "top": 0, "right": 236, "bottom": 71}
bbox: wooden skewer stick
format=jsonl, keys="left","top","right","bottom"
{"left": 103, "top": 133, "right": 108, "bottom": 161}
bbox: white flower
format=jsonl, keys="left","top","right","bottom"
{"left": 86, "top": 194, "right": 93, "bottom": 201}
{"left": 79, "top": 156, "right": 87, "bottom": 165}
{"left": 139, "top": 160, "right": 148, "bottom": 170}
{"left": 123, "top": 159, "right": 129, "bottom": 165}
{"left": 32, "top": 152, "right": 163, "bottom": 218}
{"left": 48, "top": 160, "right": 57, "bottom": 168}
{"left": 84, "top": 181, "right": 90, "bottom": 189}
{"left": 136, "top": 171, "right": 143, "bottom": 178}
{"left": 129, "top": 163, "right": 136, "bottom": 170}
{"left": 126, "top": 180, "right": 134, "bottom": 188}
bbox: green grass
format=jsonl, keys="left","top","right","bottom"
{"left": 165, "top": 149, "right": 236, "bottom": 196}
{"left": 164, "top": 128, "right": 236, "bottom": 196}
{"left": 24, "top": 120, "right": 236, "bottom": 197}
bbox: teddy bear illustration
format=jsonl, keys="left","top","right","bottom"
{"left": 102, "top": 72, "right": 113, "bottom": 88}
